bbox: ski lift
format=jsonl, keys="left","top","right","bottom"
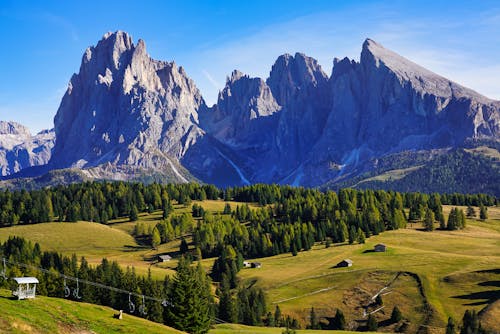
{"left": 73, "top": 277, "right": 82, "bottom": 299}
{"left": 63, "top": 277, "right": 71, "bottom": 298}
{"left": 128, "top": 293, "right": 135, "bottom": 313}
{"left": 0, "top": 258, "right": 7, "bottom": 279}
{"left": 139, "top": 295, "right": 147, "bottom": 315}
{"left": 12, "top": 277, "right": 39, "bottom": 299}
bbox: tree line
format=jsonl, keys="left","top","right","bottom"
{"left": 0, "top": 182, "right": 496, "bottom": 227}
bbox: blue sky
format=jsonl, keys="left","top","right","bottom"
{"left": 1, "top": 0, "right": 499, "bottom": 133}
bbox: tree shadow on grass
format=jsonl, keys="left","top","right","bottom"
{"left": 452, "top": 288, "right": 500, "bottom": 306}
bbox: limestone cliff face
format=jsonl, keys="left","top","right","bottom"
{"left": 302, "top": 39, "right": 500, "bottom": 186}
{"left": 50, "top": 31, "right": 207, "bottom": 181}
{"left": 0, "top": 122, "right": 54, "bottom": 176}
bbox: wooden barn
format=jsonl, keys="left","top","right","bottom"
{"left": 374, "top": 244, "right": 387, "bottom": 252}
{"left": 337, "top": 259, "right": 353, "bottom": 268}
{"left": 12, "top": 277, "right": 39, "bottom": 300}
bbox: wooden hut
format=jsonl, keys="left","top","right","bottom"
{"left": 158, "top": 255, "right": 172, "bottom": 262}
{"left": 337, "top": 259, "right": 353, "bottom": 268}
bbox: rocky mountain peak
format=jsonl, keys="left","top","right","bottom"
{"left": 228, "top": 70, "right": 246, "bottom": 84}
{"left": 50, "top": 30, "right": 206, "bottom": 178}
{"left": 360, "top": 38, "right": 492, "bottom": 103}
{"left": 267, "top": 52, "right": 328, "bottom": 106}
{"left": 0, "top": 121, "right": 31, "bottom": 137}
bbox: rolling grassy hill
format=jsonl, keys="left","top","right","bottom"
{"left": 0, "top": 200, "right": 498, "bottom": 333}
{"left": 0, "top": 289, "right": 183, "bottom": 334}
{"left": 237, "top": 207, "right": 500, "bottom": 332}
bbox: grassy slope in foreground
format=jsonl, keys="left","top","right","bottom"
{"left": 0, "top": 289, "right": 183, "bottom": 334}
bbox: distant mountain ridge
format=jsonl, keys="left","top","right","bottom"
{"left": 1, "top": 31, "right": 499, "bottom": 194}
{"left": 0, "top": 121, "right": 54, "bottom": 176}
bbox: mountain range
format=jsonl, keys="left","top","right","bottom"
{"left": 1, "top": 31, "right": 499, "bottom": 194}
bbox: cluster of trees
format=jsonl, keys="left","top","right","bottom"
{"left": 443, "top": 208, "right": 467, "bottom": 230}
{"left": 191, "top": 189, "right": 427, "bottom": 260}
{"left": 0, "top": 182, "right": 221, "bottom": 226}
{"left": 0, "top": 237, "right": 214, "bottom": 333}
{"left": 446, "top": 310, "right": 492, "bottom": 334}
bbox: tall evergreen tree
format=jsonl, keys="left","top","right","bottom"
{"left": 333, "top": 309, "right": 346, "bottom": 330}
{"left": 446, "top": 317, "right": 456, "bottom": 334}
{"left": 466, "top": 206, "right": 476, "bottom": 218}
{"left": 367, "top": 314, "right": 378, "bottom": 331}
{"left": 274, "top": 305, "right": 282, "bottom": 327}
{"left": 165, "top": 257, "right": 213, "bottom": 333}
{"left": 479, "top": 205, "right": 488, "bottom": 220}
{"left": 151, "top": 227, "right": 161, "bottom": 249}
{"left": 424, "top": 207, "right": 435, "bottom": 231}
{"left": 309, "top": 307, "right": 320, "bottom": 329}
{"left": 129, "top": 204, "right": 139, "bottom": 222}
{"left": 218, "top": 274, "right": 236, "bottom": 323}
{"left": 391, "top": 306, "right": 403, "bottom": 323}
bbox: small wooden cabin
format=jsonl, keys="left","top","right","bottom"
{"left": 374, "top": 243, "right": 387, "bottom": 252}
{"left": 337, "top": 259, "right": 353, "bottom": 268}
{"left": 12, "top": 277, "right": 39, "bottom": 300}
{"left": 158, "top": 255, "right": 172, "bottom": 262}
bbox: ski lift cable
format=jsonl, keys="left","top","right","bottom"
{"left": 2, "top": 257, "right": 168, "bottom": 304}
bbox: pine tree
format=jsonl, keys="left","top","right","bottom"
{"left": 446, "top": 317, "right": 456, "bottom": 334}
{"left": 479, "top": 205, "right": 488, "bottom": 220}
{"left": 357, "top": 227, "right": 366, "bottom": 244}
{"left": 129, "top": 204, "right": 139, "bottom": 222}
{"left": 180, "top": 237, "right": 189, "bottom": 254}
{"left": 309, "top": 306, "right": 319, "bottom": 329}
{"left": 424, "top": 207, "right": 435, "bottom": 231}
{"left": 274, "top": 305, "right": 282, "bottom": 327}
{"left": 165, "top": 257, "right": 213, "bottom": 333}
{"left": 367, "top": 314, "right": 378, "bottom": 331}
{"left": 348, "top": 225, "right": 356, "bottom": 244}
{"left": 391, "top": 306, "right": 402, "bottom": 323}
{"left": 466, "top": 206, "right": 476, "bottom": 218}
{"left": 151, "top": 227, "right": 161, "bottom": 249}
{"left": 266, "top": 311, "right": 275, "bottom": 327}
{"left": 447, "top": 208, "right": 458, "bottom": 230}
{"left": 223, "top": 203, "right": 232, "bottom": 215}
{"left": 218, "top": 274, "right": 236, "bottom": 323}
{"left": 333, "top": 309, "right": 346, "bottom": 330}
{"left": 457, "top": 209, "right": 466, "bottom": 229}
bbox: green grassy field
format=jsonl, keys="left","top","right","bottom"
{"left": 0, "top": 202, "right": 498, "bottom": 333}
{"left": 0, "top": 289, "right": 183, "bottom": 334}
{"left": 237, "top": 206, "right": 500, "bottom": 332}
{"left": 0, "top": 200, "right": 252, "bottom": 280}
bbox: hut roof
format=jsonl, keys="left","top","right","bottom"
{"left": 13, "top": 277, "right": 39, "bottom": 284}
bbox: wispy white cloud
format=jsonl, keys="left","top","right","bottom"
{"left": 202, "top": 69, "right": 221, "bottom": 91}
